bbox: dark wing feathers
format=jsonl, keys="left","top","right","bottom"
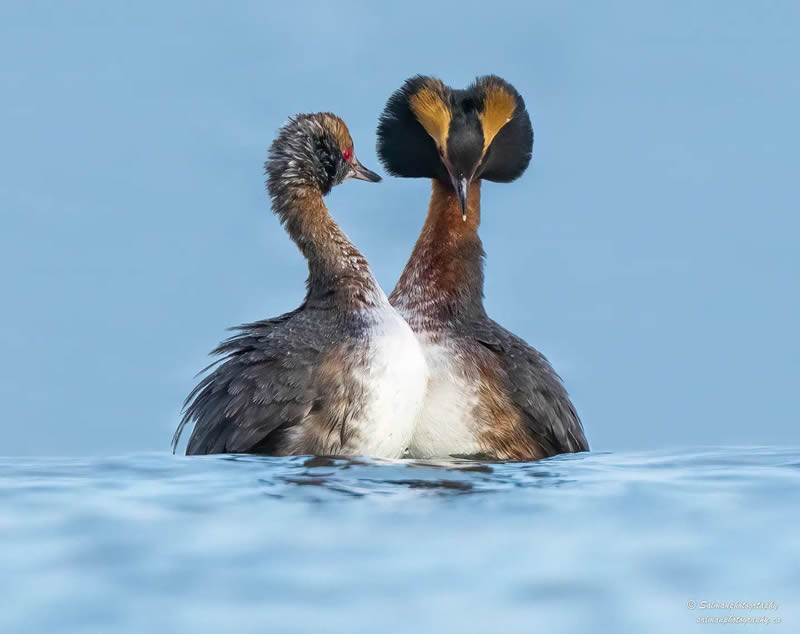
{"left": 172, "top": 308, "right": 322, "bottom": 455}
{"left": 476, "top": 320, "right": 589, "bottom": 455}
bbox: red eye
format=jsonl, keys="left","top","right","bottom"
{"left": 342, "top": 147, "right": 352, "bottom": 161}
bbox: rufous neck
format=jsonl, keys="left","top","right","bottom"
{"left": 390, "top": 180, "right": 486, "bottom": 327}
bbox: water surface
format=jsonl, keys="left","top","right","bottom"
{"left": 1, "top": 447, "right": 797, "bottom": 633}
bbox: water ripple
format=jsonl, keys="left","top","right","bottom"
{"left": 0, "top": 446, "right": 797, "bottom": 633}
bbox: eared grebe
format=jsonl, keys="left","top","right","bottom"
{"left": 377, "top": 76, "right": 588, "bottom": 460}
{"left": 173, "top": 113, "right": 428, "bottom": 457}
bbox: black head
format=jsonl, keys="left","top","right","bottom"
{"left": 377, "top": 75, "right": 533, "bottom": 218}
{"left": 266, "top": 113, "right": 381, "bottom": 203}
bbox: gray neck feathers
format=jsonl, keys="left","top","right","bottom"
{"left": 265, "top": 133, "right": 382, "bottom": 309}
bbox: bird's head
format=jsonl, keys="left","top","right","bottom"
{"left": 266, "top": 113, "right": 380, "bottom": 200}
{"left": 377, "top": 75, "right": 533, "bottom": 219}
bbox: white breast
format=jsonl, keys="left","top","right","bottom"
{"left": 407, "top": 338, "right": 484, "bottom": 459}
{"left": 349, "top": 306, "right": 429, "bottom": 458}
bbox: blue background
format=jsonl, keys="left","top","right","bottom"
{"left": 1, "top": 1, "right": 797, "bottom": 456}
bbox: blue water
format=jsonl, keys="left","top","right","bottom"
{"left": 1, "top": 447, "right": 797, "bottom": 633}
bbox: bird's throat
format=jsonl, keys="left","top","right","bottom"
{"left": 278, "top": 187, "right": 380, "bottom": 308}
{"left": 390, "top": 180, "right": 486, "bottom": 326}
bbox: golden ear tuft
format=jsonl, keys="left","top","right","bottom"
{"left": 479, "top": 85, "right": 517, "bottom": 154}
{"left": 409, "top": 81, "right": 452, "bottom": 150}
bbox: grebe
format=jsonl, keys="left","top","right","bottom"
{"left": 377, "top": 76, "right": 588, "bottom": 460}
{"left": 173, "top": 113, "right": 428, "bottom": 457}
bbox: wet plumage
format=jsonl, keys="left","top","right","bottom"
{"left": 173, "top": 113, "right": 427, "bottom": 457}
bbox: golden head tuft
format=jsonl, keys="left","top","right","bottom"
{"left": 479, "top": 83, "right": 517, "bottom": 155}
{"left": 409, "top": 80, "right": 452, "bottom": 150}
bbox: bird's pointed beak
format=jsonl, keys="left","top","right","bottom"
{"left": 350, "top": 157, "right": 382, "bottom": 183}
{"left": 451, "top": 174, "right": 469, "bottom": 221}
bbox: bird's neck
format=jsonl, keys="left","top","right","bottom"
{"left": 275, "top": 186, "right": 383, "bottom": 309}
{"left": 390, "top": 179, "right": 486, "bottom": 329}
